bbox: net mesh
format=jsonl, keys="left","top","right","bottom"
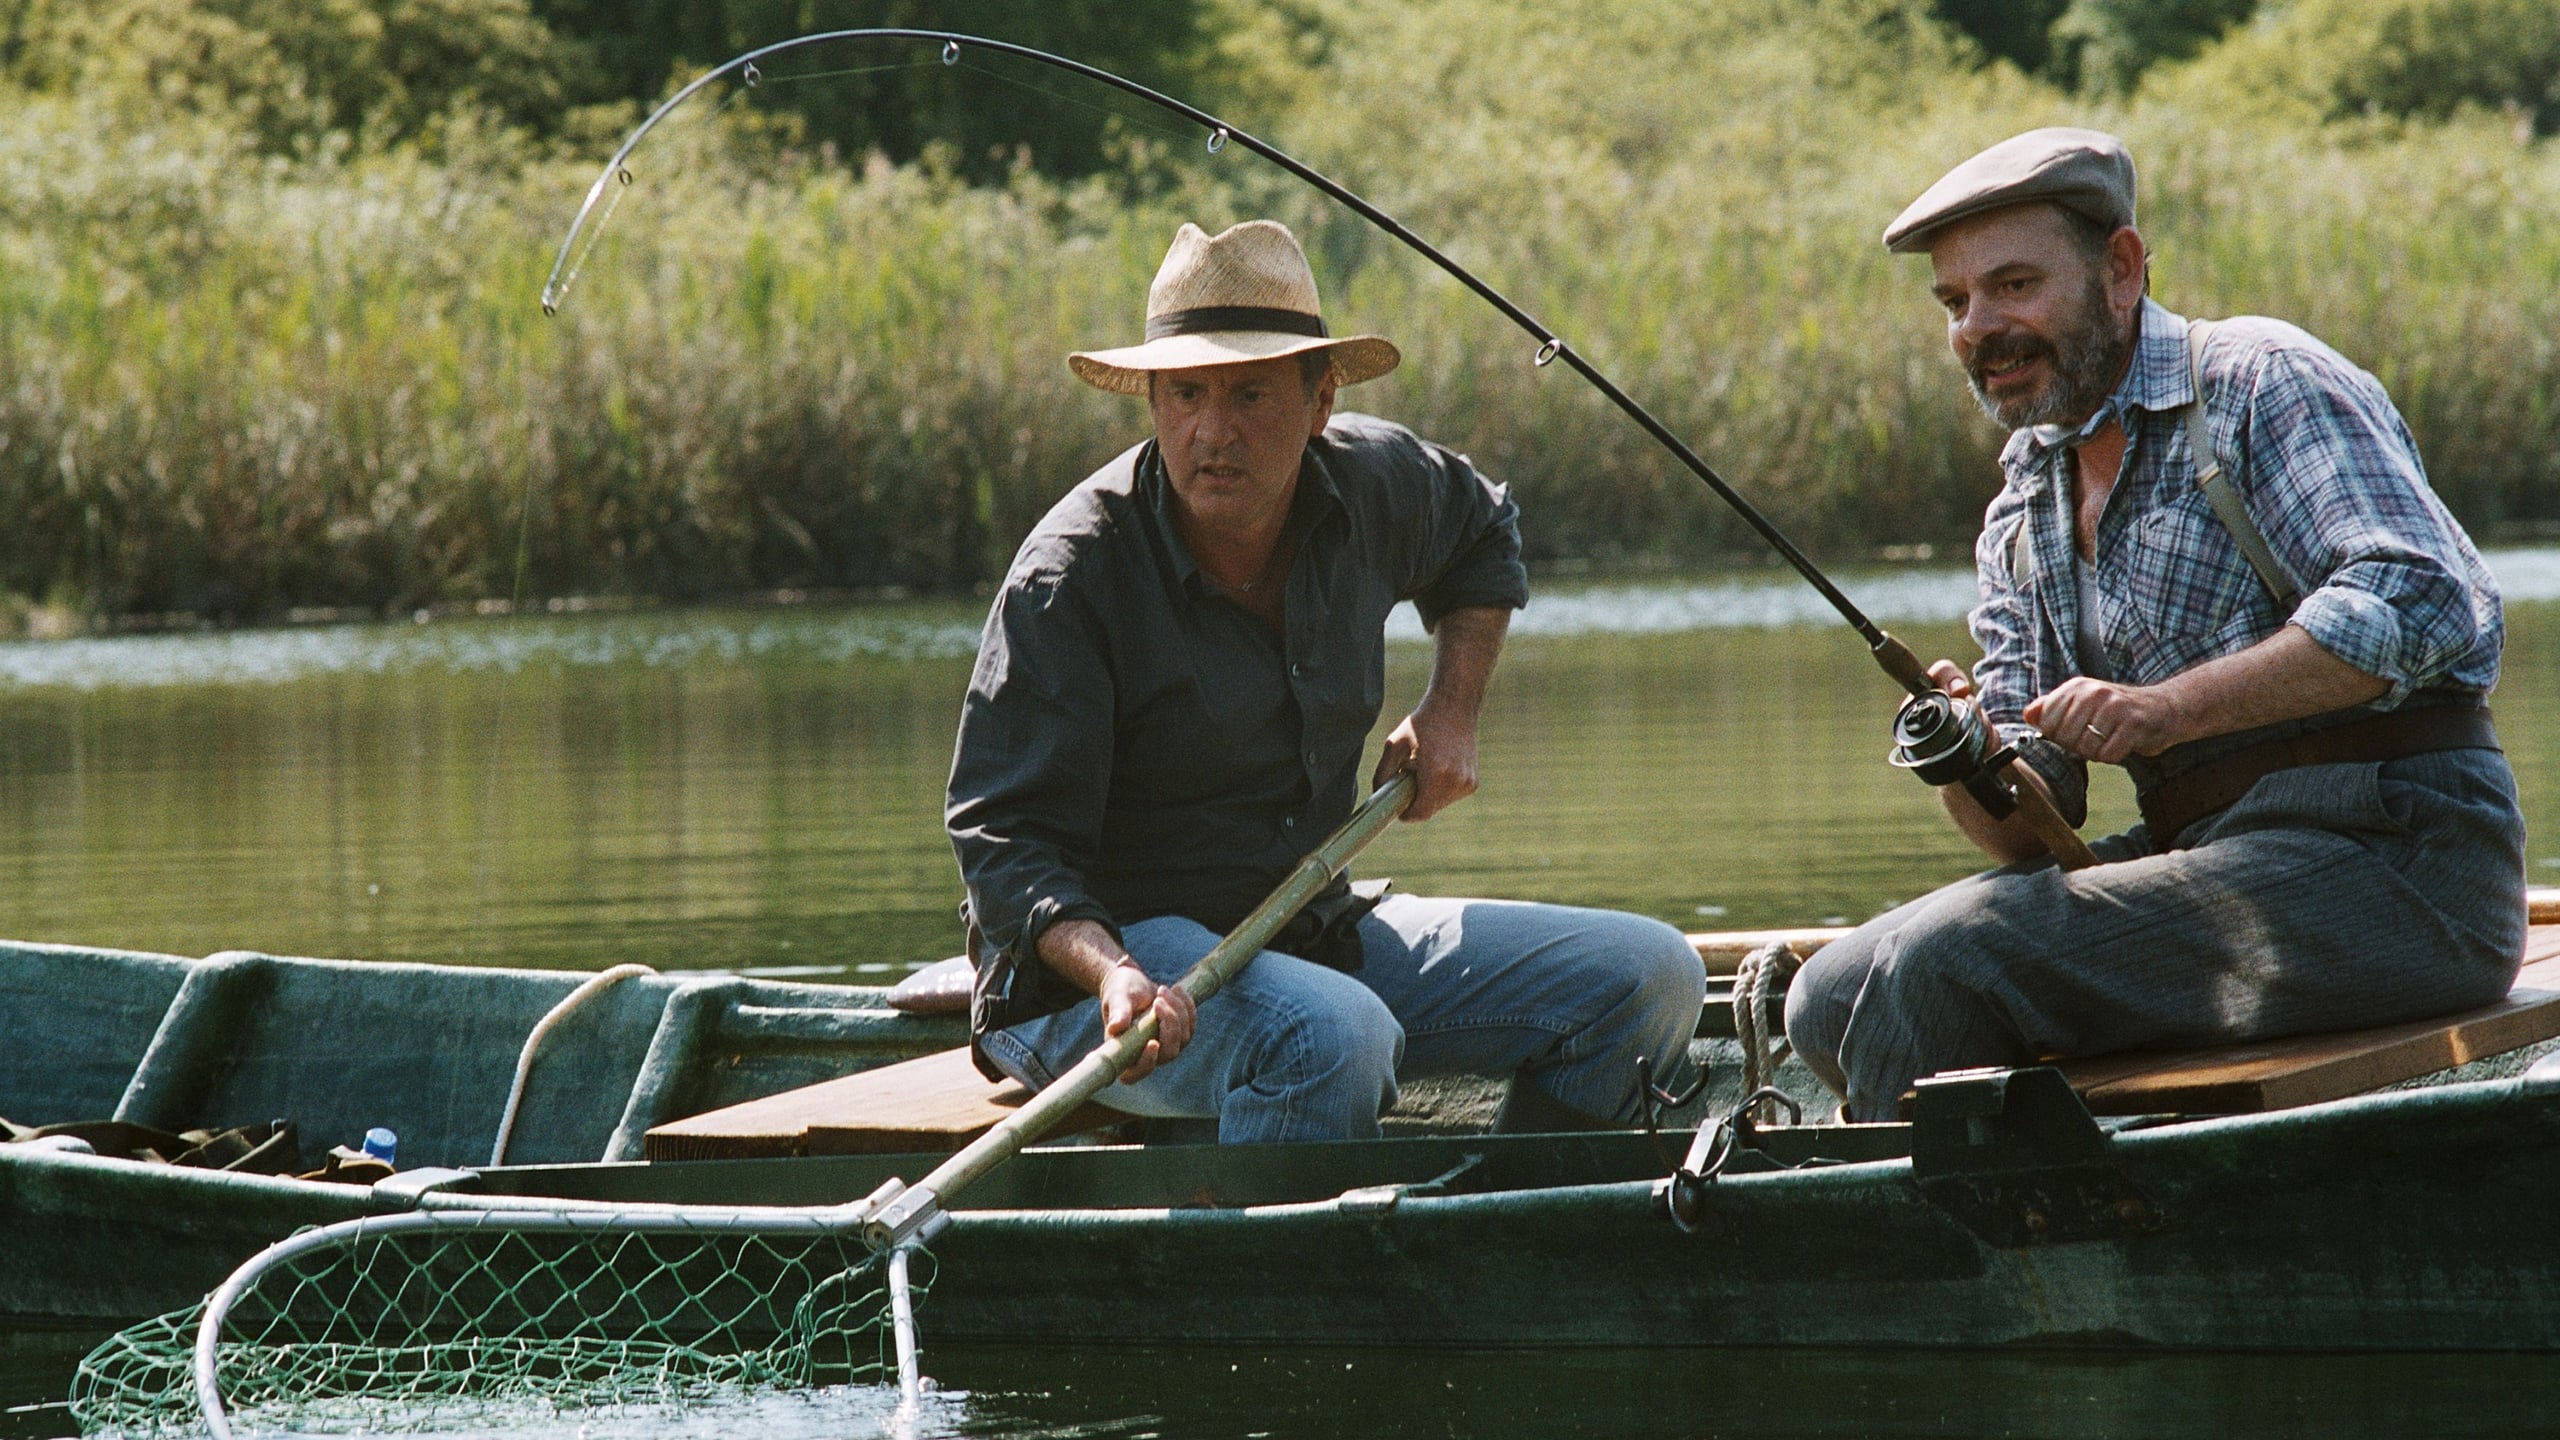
{"left": 70, "top": 1221, "right": 921, "bottom": 1437}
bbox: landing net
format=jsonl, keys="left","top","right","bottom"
{"left": 70, "top": 1208, "right": 920, "bottom": 1437}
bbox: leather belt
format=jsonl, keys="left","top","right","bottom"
{"left": 2137, "top": 704, "right": 2499, "bottom": 845}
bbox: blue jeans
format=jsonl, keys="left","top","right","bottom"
{"left": 1785, "top": 748, "right": 2528, "bottom": 1122}
{"left": 978, "top": 894, "right": 1707, "bottom": 1143}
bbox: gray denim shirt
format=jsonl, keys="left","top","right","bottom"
{"left": 947, "top": 412, "right": 1528, "bottom": 1039}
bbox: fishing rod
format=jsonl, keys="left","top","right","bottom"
{"left": 540, "top": 29, "right": 2096, "bottom": 868}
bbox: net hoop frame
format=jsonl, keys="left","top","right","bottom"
{"left": 192, "top": 1198, "right": 876, "bottom": 1440}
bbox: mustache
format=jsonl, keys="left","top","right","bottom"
{"left": 1966, "top": 333, "right": 2054, "bottom": 385}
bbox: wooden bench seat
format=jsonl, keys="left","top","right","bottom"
{"left": 2052, "top": 920, "right": 2560, "bottom": 1115}
{"left": 644, "top": 1046, "right": 1130, "bottom": 1161}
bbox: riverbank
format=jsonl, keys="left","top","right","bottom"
{"left": 3, "top": 1, "right": 2554, "bottom": 625}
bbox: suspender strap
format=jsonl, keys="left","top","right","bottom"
{"left": 2183, "top": 320, "right": 2302, "bottom": 614}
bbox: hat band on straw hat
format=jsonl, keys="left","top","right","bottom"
{"left": 1145, "top": 306, "right": 1329, "bottom": 342}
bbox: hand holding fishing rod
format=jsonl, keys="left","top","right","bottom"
{"left": 1888, "top": 660, "right": 2100, "bottom": 870}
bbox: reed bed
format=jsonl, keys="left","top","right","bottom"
{"left": 0, "top": 0, "right": 2554, "bottom": 625}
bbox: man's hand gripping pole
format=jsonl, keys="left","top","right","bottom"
{"left": 1871, "top": 633, "right": 2101, "bottom": 871}
{"left": 854, "top": 772, "right": 1419, "bottom": 1253}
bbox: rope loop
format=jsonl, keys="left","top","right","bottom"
{"left": 1732, "top": 940, "right": 1802, "bottom": 1125}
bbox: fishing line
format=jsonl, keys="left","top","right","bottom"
{"left": 950, "top": 60, "right": 1204, "bottom": 147}
{"left": 737, "top": 59, "right": 946, "bottom": 90}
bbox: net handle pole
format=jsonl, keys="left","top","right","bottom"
{"left": 882, "top": 774, "right": 1413, "bottom": 1228}
{"left": 889, "top": 1244, "right": 924, "bottom": 1405}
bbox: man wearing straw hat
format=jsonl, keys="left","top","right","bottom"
{"left": 1784, "top": 128, "right": 2525, "bottom": 1121}
{"left": 947, "top": 220, "right": 1706, "bottom": 1142}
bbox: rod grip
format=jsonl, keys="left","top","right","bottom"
{"left": 2005, "top": 759, "right": 2101, "bottom": 870}
{"left": 1869, "top": 631, "right": 1934, "bottom": 696}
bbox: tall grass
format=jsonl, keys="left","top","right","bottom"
{"left": 1, "top": 0, "right": 2555, "bottom": 625}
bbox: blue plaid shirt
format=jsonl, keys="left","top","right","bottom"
{"left": 1971, "top": 297, "right": 2503, "bottom": 820}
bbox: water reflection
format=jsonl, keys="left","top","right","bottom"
{"left": 7, "top": 1330, "right": 2555, "bottom": 1440}
{"left": 0, "top": 564, "right": 2548, "bottom": 975}
{"left": 931, "top": 1343, "right": 2560, "bottom": 1440}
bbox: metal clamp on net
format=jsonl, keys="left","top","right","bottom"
{"left": 1887, "top": 690, "right": 2020, "bottom": 820}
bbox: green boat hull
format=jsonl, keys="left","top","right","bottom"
{"left": 0, "top": 936, "right": 960, "bottom": 1323}
{"left": 463, "top": 1075, "right": 2560, "bottom": 1353}
{"left": 7, "top": 937, "right": 2558, "bottom": 1352}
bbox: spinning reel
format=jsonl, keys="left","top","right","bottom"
{"left": 1887, "top": 689, "right": 2021, "bottom": 820}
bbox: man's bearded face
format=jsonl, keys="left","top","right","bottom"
{"left": 1962, "top": 261, "right": 2129, "bottom": 430}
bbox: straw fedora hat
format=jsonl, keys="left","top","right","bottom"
{"left": 1068, "top": 220, "right": 1400, "bottom": 395}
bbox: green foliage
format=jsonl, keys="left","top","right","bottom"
{"left": 1932, "top": 0, "right": 2256, "bottom": 91}
{"left": 2177, "top": 0, "right": 2560, "bottom": 136}
{"left": 524, "top": 0, "right": 1223, "bottom": 180}
{"left": 2, "top": 0, "right": 574, "bottom": 156}
{"left": 0, "top": 0, "right": 2554, "bottom": 623}
{"left": 1933, "top": 0, "right": 2072, "bottom": 75}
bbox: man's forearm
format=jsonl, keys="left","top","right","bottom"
{"left": 1036, "top": 917, "right": 1135, "bottom": 996}
{"left": 2150, "top": 624, "right": 2390, "bottom": 741}
{"left": 1421, "top": 605, "right": 1510, "bottom": 720}
{"left": 2024, "top": 622, "right": 2390, "bottom": 764}
{"left": 1958, "top": 622, "right": 2392, "bottom": 863}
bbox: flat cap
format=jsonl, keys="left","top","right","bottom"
{"left": 1883, "top": 127, "right": 2136, "bottom": 254}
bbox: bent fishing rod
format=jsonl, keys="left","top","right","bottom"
{"left": 539, "top": 30, "right": 2096, "bottom": 868}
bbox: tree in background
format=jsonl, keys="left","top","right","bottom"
{"left": 0, "top": 0, "right": 2551, "bottom": 622}
{"left": 1, "top": 0, "right": 574, "bottom": 155}
{"left": 1, "top": 0, "right": 1227, "bottom": 173}
{"left": 1931, "top": 0, "right": 2071, "bottom": 76}
{"left": 524, "top": 0, "right": 1220, "bottom": 180}
{"left": 2195, "top": 0, "right": 2560, "bottom": 136}
{"left": 1933, "top": 0, "right": 2256, "bottom": 91}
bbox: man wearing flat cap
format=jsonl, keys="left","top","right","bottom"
{"left": 948, "top": 219, "right": 1704, "bottom": 1141}
{"left": 1785, "top": 128, "right": 2525, "bottom": 1121}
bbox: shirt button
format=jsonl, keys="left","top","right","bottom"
{"left": 1305, "top": 750, "right": 1319, "bottom": 767}
{"left": 1290, "top": 662, "right": 1305, "bottom": 679}
{"left": 1282, "top": 816, "right": 1298, "bottom": 831}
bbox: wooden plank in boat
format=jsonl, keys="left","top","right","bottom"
{"left": 2054, "top": 934, "right": 2560, "bottom": 1115}
{"left": 1690, "top": 927, "right": 1850, "bottom": 976}
{"left": 643, "top": 1047, "right": 1130, "bottom": 1161}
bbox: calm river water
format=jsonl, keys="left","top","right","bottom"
{"left": 4, "top": 556, "right": 2559, "bottom": 1438}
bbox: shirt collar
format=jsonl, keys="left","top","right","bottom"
{"left": 2008, "top": 297, "right": 2194, "bottom": 475}
{"left": 1140, "top": 434, "right": 1346, "bottom": 599}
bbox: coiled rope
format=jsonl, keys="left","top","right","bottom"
{"left": 1731, "top": 941, "right": 1802, "bottom": 1125}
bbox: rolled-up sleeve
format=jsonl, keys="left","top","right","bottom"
{"left": 2233, "top": 338, "right": 2499, "bottom": 706}
{"left": 1400, "top": 438, "right": 1528, "bottom": 627}
{"left": 946, "top": 565, "right": 1119, "bottom": 997}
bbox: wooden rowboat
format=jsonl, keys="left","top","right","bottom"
{"left": 6, "top": 892, "right": 2560, "bottom": 1352}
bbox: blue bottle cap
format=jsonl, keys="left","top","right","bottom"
{"left": 362, "top": 1127, "right": 397, "bottom": 1164}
